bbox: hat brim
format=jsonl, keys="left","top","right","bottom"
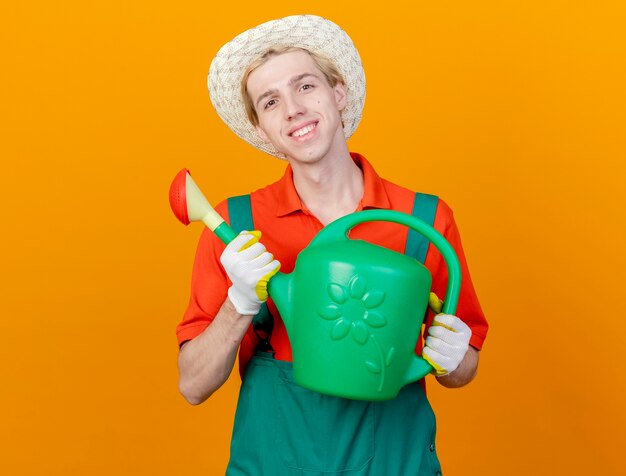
{"left": 208, "top": 15, "right": 366, "bottom": 159}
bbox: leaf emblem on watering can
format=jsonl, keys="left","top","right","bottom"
{"left": 318, "top": 275, "right": 395, "bottom": 392}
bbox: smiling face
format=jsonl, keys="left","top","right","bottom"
{"left": 245, "top": 50, "right": 348, "bottom": 165}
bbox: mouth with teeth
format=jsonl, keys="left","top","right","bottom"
{"left": 289, "top": 121, "right": 318, "bottom": 140}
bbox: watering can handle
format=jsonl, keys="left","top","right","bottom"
{"left": 308, "top": 209, "right": 462, "bottom": 315}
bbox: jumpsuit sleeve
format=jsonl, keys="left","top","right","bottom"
{"left": 175, "top": 201, "right": 231, "bottom": 347}
{"left": 423, "top": 199, "right": 489, "bottom": 350}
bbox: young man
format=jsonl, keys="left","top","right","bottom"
{"left": 176, "top": 15, "right": 488, "bottom": 475}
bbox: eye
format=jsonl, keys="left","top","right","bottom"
{"left": 300, "top": 84, "right": 315, "bottom": 92}
{"left": 264, "top": 98, "right": 277, "bottom": 110}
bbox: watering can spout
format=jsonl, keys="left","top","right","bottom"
{"left": 268, "top": 272, "right": 293, "bottom": 332}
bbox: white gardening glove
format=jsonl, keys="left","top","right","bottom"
{"left": 220, "top": 230, "right": 281, "bottom": 316}
{"left": 423, "top": 313, "right": 472, "bottom": 376}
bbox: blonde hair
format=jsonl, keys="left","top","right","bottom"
{"left": 241, "top": 46, "right": 346, "bottom": 126}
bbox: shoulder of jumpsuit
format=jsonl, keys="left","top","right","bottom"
{"left": 432, "top": 197, "right": 455, "bottom": 236}
{"left": 196, "top": 199, "right": 230, "bottom": 254}
{"left": 425, "top": 197, "right": 468, "bottom": 274}
{"left": 422, "top": 198, "right": 457, "bottom": 289}
{"left": 375, "top": 173, "right": 454, "bottom": 231}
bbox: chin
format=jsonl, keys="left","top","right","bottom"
{"left": 286, "top": 144, "right": 333, "bottom": 163}
{"left": 287, "top": 152, "right": 326, "bottom": 165}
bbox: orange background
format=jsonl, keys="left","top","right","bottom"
{"left": 2, "top": 1, "right": 625, "bottom": 474}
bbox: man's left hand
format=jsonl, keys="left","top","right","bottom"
{"left": 423, "top": 314, "right": 472, "bottom": 376}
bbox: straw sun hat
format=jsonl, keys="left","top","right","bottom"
{"left": 208, "top": 15, "right": 366, "bottom": 159}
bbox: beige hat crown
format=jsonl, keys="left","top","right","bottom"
{"left": 208, "top": 15, "right": 366, "bottom": 159}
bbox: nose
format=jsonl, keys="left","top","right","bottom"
{"left": 283, "top": 93, "right": 305, "bottom": 120}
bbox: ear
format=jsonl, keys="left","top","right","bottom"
{"left": 255, "top": 125, "right": 270, "bottom": 143}
{"left": 334, "top": 82, "right": 347, "bottom": 112}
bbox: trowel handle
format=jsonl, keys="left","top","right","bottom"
{"left": 309, "top": 209, "right": 462, "bottom": 315}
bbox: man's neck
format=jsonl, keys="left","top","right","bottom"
{"left": 290, "top": 151, "right": 364, "bottom": 226}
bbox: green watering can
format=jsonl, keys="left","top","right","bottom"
{"left": 169, "top": 169, "right": 461, "bottom": 401}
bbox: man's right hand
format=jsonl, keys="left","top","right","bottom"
{"left": 220, "top": 230, "right": 281, "bottom": 316}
